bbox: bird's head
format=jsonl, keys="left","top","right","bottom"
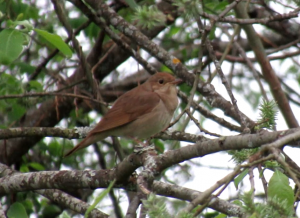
{"left": 147, "top": 72, "right": 182, "bottom": 92}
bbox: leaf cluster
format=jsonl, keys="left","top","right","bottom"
{"left": 238, "top": 171, "right": 295, "bottom": 218}
{"left": 256, "top": 100, "right": 278, "bottom": 130}
{"left": 228, "top": 148, "right": 259, "bottom": 164}
{"left": 132, "top": 6, "right": 166, "bottom": 29}
{"left": 172, "top": 0, "right": 202, "bottom": 19}
{"left": 142, "top": 193, "right": 196, "bottom": 218}
{"left": 228, "top": 100, "right": 278, "bottom": 163}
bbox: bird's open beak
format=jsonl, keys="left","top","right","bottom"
{"left": 170, "top": 78, "right": 183, "bottom": 85}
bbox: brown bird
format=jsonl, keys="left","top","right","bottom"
{"left": 64, "top": 72, "right": 182, "bottom": 157}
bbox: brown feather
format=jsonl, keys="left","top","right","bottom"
{"left": 88, "top": 85, "right": 160, "bottom": 134}
{"left": 64, "top": 72, "right": 182, "bottom": 157}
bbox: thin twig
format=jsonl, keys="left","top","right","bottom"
{"left": 199, "top": 9, "right": 298, "bottom": 24}
{"left": 186, "top": 110, "right": 221, "bottom": 137}
{"left": 51, "top": 0, "right": 97, "bottom": 97}
{"left": 30, "top": 20, "right": 91, "bottom": 81}
{"left": 220, "top": 24, "right": 269, "bottom": 101}
{"left": 0, "top": 92, "right": 107, "bottom": 105}
{"left": 177, "top": 166, "right": 242, "bottom": 216}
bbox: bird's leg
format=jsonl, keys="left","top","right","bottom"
{"left": 133, "top": 142, "right": 155, "bottom": 155}
{"left": 127, "top": 136, "right": 152, "bottom": 149}
{"left": 131, "top": 137, "right": 155, "bottom": 154}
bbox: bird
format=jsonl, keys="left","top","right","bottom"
{"left": 64, "top": 72, "right": 182, "bottom": 157}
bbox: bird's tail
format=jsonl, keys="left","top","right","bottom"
{"left": 64, "top": 133, "right": 103, "bottom": 157}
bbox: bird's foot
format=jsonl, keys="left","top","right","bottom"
{"left": 130, "top": 137, "right": 150, "bottom": 147}
{"left": 133, "top": 143, "right": 155, "bottom": 154}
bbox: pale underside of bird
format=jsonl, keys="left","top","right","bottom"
{"left": 64, "top": 72, "right": 182, "bottom": 157}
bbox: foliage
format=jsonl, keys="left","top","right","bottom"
{"left": 141, "top": 194, "right": 194, "bottom": 218}
{"left": 141, "top": 193, "right": 170, "bottom": 218}
{"left": 85, "top": 180, "right": 116, "bottom": 217}
{"left": 34, "top": 29, "right": 72, "bottom": 58}
{"left": 239, "top": 171, "right": 296, "bottom": 218}
{"left": 0, "top": 0, "right": 300, "bottom": 217}
{"left": 133, "top": 6, "right": 166, "bottom": 29}
{"left": 7, "top": 202, "right": 28, "bottom": 218}
{"left": 0, "top": 18, "right": 72, "bottom": 65}
{"left": 172, "top": 0, "right": 203, "bottom": 19}
{"left": 228, "top": 148, "right": 259, "bottom": 164}
{"left": 0, "top": 29, "right": 25, "bottom": 65}
{"left": 234, "top": 169, "right": 249, "bottom": 189}
{"left": 229, "top": 99, "right": 278, "bottom": 164}
{"left": 256, "top": 100, "right": 278, "bottom": 130}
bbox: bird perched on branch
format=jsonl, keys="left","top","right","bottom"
{"left": 64, "top": 72, "right": 182, "bottom": 157}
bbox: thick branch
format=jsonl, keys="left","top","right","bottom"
{"left": 234, "top": 1, "right": 299, "bottom": 128}
{"left": 1, "top": 128, "right": 300, "bottom": 195}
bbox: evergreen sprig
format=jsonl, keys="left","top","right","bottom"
{"left": 239, "top": 175, "right": 296, "bottom": 218}
{"left": 239, "top": 195, "right": 296, "bottom": 218}
{"left": 240, "top": 189, "right": 256, "bottom": 214}
{"left": 228, "top": 148, "right": 259, "bottom": 164}
{"left": 173, "top": 0, "right": 202, "bottom": 19}
{"left": 141, "top": 193, "right": 194, "bottom": 218}
{"left": 257, "top": 99, "right": 278, "bottom": 130}
{"left": 132, "top": 6, "right": 166, "bottom": 29}
{"left": 141, "top": 193, "right": 169, "bottom": 218}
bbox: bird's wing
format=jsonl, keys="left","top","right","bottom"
{"left": 88, "top": 86, "right": 160, "bottom": 135}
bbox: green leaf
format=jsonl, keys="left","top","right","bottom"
{"left": 84, "top": 23, "right": 100, "bottom": 39}
{"left": 215, "top": 213, "right": 226, "bottom": 218}
{"left": 42, "top": 204, "right": 61, "bottom": 217}
{"left": 20, "top": 164, "right": 29, "bottom": 173}
{"left": 169, "top": 26, "right": 180, "bottom": 36}
{"left": 287, "top": 65, "right": 298, "bottom": 74}
{"left": 7, "top": 20, "right": 34, "bottom": 32}
{"left": 234, "top": 169, "right": 249, "bottom": 189}
{"left": 85, "top": 180, "right": 116, "bottom": 218}
{"left": 7, "top": 202, "right": 28, "bottom": 218}
{"left": 8, "top": 2, "right": 39, "bottom": 19}
{"left": 8, "top": 105, "right": 26, "bottom": 121}
{"left": 264, "top": 160, "right": 281, "bottom": 170}
{"left": 268, "top": 170, "right": 294, "bottom": 210}
{"left": 48, "top": 141, "right": 63, "bottom": 156}
{"left": 203, "top": 211, "right": 220, "bottom": 218}
{"left": 22, "top": 5, "right": 39, "bottom": 19}
{"left": 28, "top": 81, "right": 43, "bottom": 92}
{"left": 0, "top": 29, "right": 24, "bottom": 65}
{"left": 160, "top": 65, "right": 172, "bottom": 73}
{"left": 16, "top": 62, "right": 36, "bottom": 74}
{"left": 124, "top": 0, "right": 138, "bottom": 9}
{"left": 212, "top": 1, "right": 229, "bottom": 11}
{"left": 58, "top": 211, "right": 72, "bottom": 218}
{"left": 28, "top": 162, "right": 45, "bottom": 171}
{"left": 209, "top": 25, "right": 216, "bottom": 40}
{"left": 232, "top": 200, "right": 243, "bottom": 206}
{"left": 179, "top": 83, "right": 192, "bottom": 95}
{"left": 154, "top": 139, "right": 165, "bottom": 153}
{"left": 248, "top": 213, "right": 259, "bottom": 218}
{"left": 34, "top": 29, "right": 72, "bottom": 58}
{"left": 21, "top": 200, "right": 34, "bottom": 215}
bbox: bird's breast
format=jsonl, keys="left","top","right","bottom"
{"left": 156, "top": 86, "right": 178, "bottom": 114}
{"left": 113, "top": 100, "right": 173, "bottom": 139}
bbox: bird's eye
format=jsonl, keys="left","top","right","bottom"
{"left": 158, "top": 79, "right": 164, "bottom": 84}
